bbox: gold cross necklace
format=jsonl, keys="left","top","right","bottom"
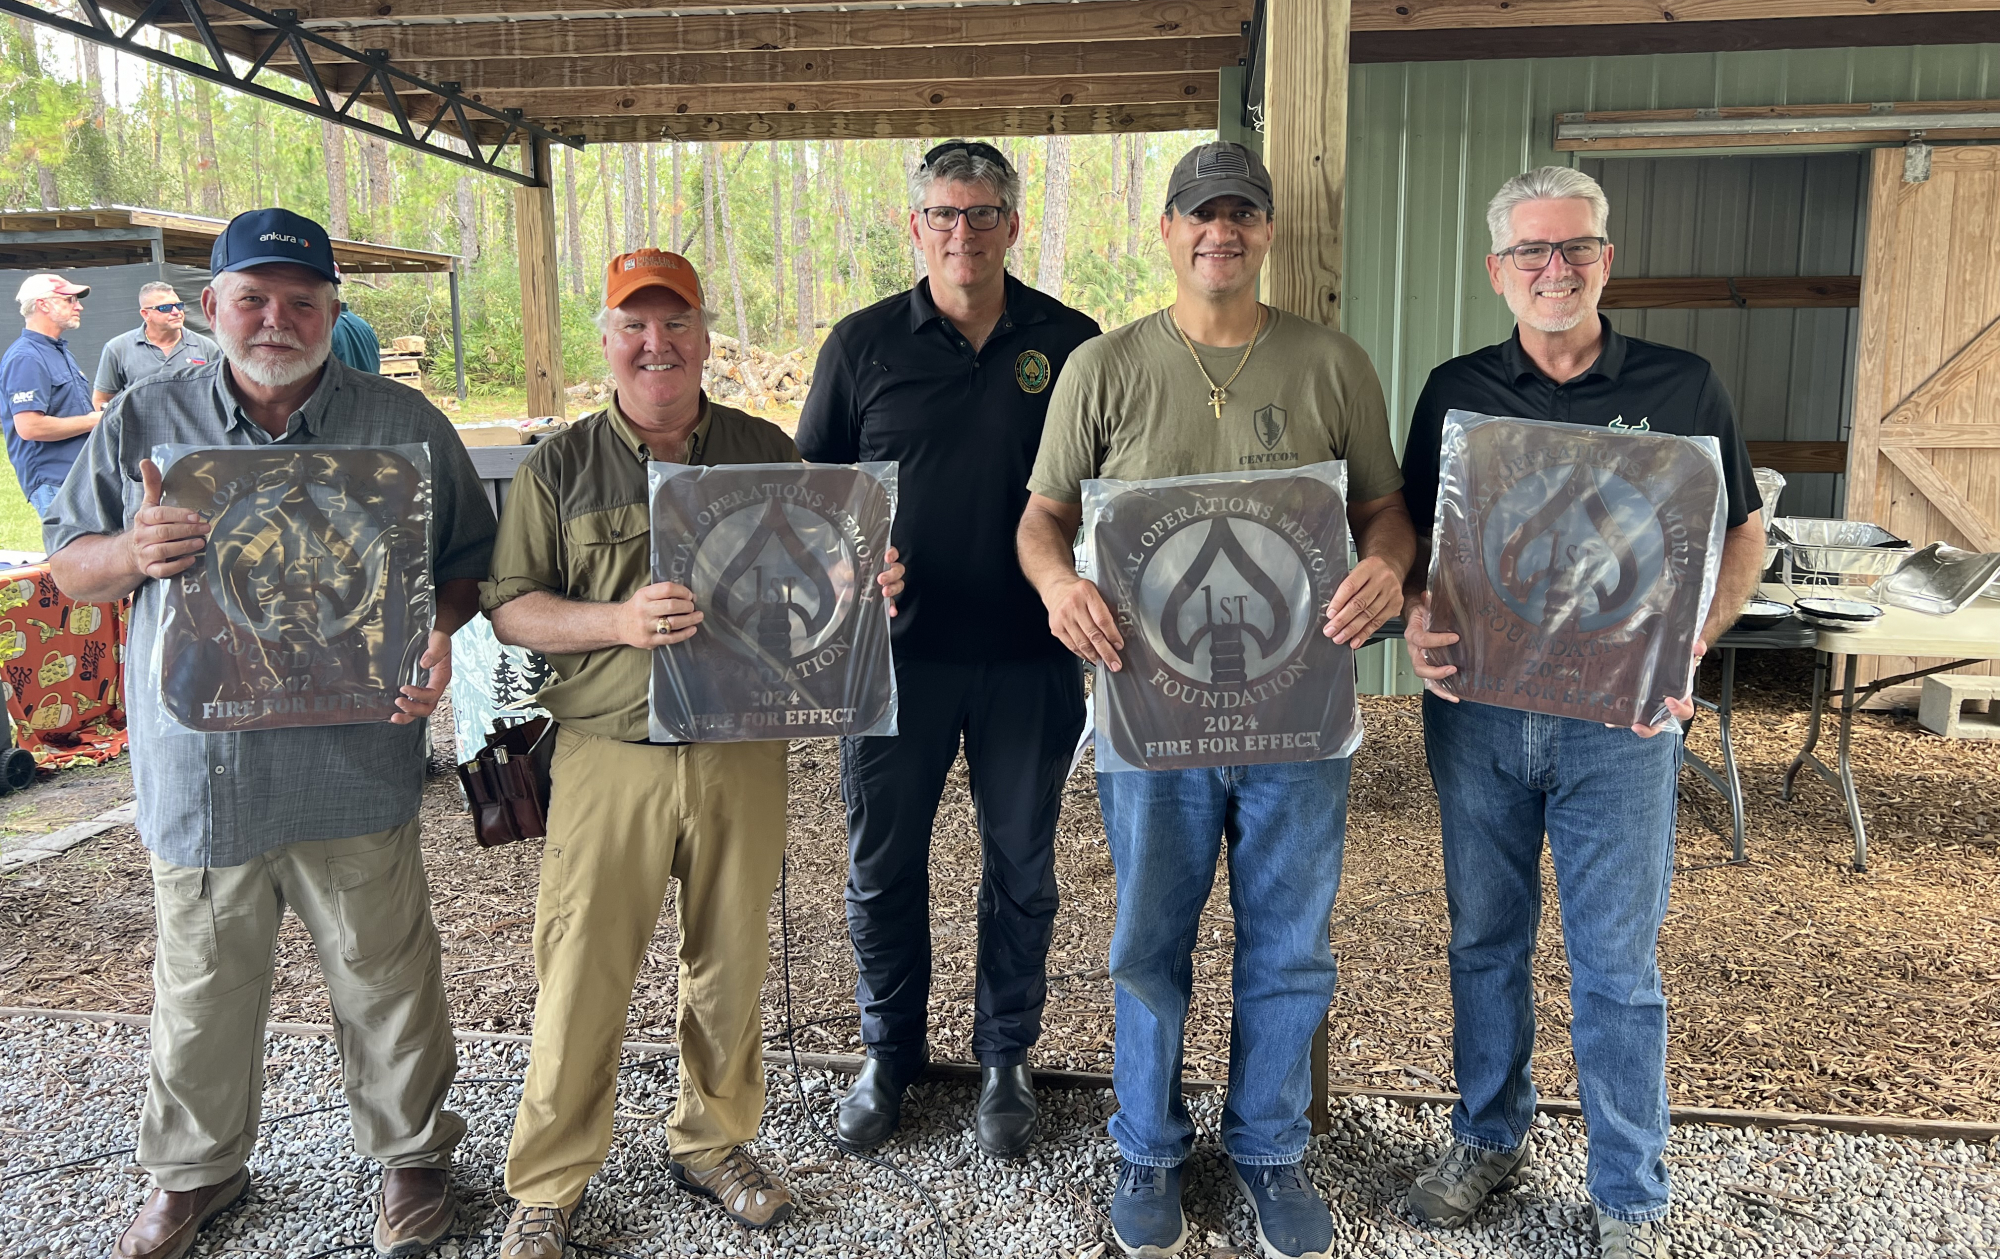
{"left": 1171, "top": 304, "right": 1265, "bottom": 419}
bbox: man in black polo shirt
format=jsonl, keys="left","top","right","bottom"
{"left": 1398, "top": 167, "right": 1764, "bottom": 1259}
{"left": 797, "top": 139, "right": 1099, "bottom": 1159}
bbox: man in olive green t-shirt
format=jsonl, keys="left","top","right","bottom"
{"left": 1017, "top": 141, "right": 1415, "bottom": 1259}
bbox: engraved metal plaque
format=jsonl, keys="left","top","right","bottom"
{"left": 1427, "top": 411, "right": 1725, "bottom": 726}
{"left": 648, "top": 461, "right": 897, "bottom": 741}
{"left": 155, "top": 444, "right": 434, "bottom": 732}
{"left": 1084, "top": 462, "right": 1358, "bottom": 771}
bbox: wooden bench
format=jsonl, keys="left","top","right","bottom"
{"left": 1918, "top": 674, "right": 2000, "bottom": 739}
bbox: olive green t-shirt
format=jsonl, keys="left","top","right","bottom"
{"left": 1027, "top": 307, "right": 1403, "bottom": 505}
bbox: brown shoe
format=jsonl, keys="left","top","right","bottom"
{"left": 670, "top": 1147, "right": 794, "bottom": 1229}
{"left": 374, "top": 1167, "right": 455, "bottom": 1257}
{"left": 113, "top": 1168, "right": 251, "bottom": 1259}
{"left": 498, "top": 1190, "right": 585, "bottom": 1259}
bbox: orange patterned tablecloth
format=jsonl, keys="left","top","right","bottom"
{"left": 0, "top": 564, "right": 128, "bottom": 768}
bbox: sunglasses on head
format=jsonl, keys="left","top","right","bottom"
{"left": 922, "top": 140, "right": 1015, "bottom": 175}
{"left": 146, "top": 302, "right": 186, "bottom": 314}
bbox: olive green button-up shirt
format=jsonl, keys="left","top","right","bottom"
{"left": 481, "top": 394, "right": 800, "bottom": 740}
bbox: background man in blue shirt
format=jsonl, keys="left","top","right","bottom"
{"left": 3, "top": 273, "right": 102, "bottom": 517}
{"left": 797, "top": 140, "right": 1100, "bottom": 1160}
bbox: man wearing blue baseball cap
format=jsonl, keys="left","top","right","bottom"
{"left": 44, "top": 207, "right": 497, "bottom": 1259}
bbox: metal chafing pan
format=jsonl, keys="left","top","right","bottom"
{"left": 1870, "top": 542, "right": 2000, "bottom": 616}
{"left": 1771, "top": 518, "right": 1910, "bottom": 584}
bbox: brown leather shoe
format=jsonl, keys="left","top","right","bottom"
{"left": 498, "top": 1190, "right": 585, "bottom": 1259}
{"left": 113, "top": 1168, "right": 251, "bottom": 1259}
{"left": 670, "top": 1147, "right": 794, "bottom": 1229}
{"left": 373, "top": 1167, "right": 455, "bottom": 1257}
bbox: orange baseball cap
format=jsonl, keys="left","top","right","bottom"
{"left": 604, "top": 249, "right": 703, "bottom": 312}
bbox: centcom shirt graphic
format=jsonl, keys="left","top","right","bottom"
{"left": 1087, "top": 463, "right": 1360, "bottom": 771}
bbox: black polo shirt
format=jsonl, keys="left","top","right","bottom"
{"left": 1401, "top": 317, "right": 1760, "bottom": 537}
{"left": 798, "top": 275, "right": 1100, "bottom": 663}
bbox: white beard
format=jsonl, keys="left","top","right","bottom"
{"left": 217, "top": 325, "right": 333, "bottom": 389}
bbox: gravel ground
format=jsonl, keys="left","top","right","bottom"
{"left": 4, "top": 1016, "right": 1994, "bottom": 1259}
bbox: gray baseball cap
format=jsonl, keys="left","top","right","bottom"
{"left": 1163, "top": 141, "right": 1273, "bottom": 216}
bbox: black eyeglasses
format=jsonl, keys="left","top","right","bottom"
{"left": 1496, "top": 237, "right": 1608, "bottom": 270}
{"left": 145, "top": 302, "right": 186, "bottom": 314}
{"left": 922, "top": 140, "right": 1015, "bottom": 174}
{"left": 919, "top": 205, "right": 1006, "bottom": 232}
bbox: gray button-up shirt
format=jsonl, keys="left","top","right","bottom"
{"left": 44, "top": 355, "right": 496, "bottom": 868}
{"left": 93, "top": 327, "right": 221, "bottom": 398}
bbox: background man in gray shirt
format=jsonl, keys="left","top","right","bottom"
{"left": 92, "top": 281, "right": 218, "bottom": 407}
{"left": 46, "top": 209, "right": 495, "bottom": 1259}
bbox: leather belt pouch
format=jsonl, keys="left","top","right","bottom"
{"left": 457, "top": 715, "right": 556, "bottom": 847}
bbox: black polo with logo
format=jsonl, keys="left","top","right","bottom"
{"left": 798, "top": 274, "right": 1100, "bottom": 662}
{"left": 1401, "top": 317, "right": 1761, "bottom": 535}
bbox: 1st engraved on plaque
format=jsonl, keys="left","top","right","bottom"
{"left": 649, "top": 461, "right": 898, "bottom": 741}
{"left": 1084, "top": 462, "right": 1361, "bottom": 772}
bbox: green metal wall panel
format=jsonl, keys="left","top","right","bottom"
{"left": 1344, "top": 42, "right": 2000, "bottom": 695}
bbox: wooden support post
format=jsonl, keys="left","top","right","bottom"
{"left": 515, "top": 136, "right": 567, "bottom": 419}
{"left": 1261, "top": 0, "right": 1349, "bottom": 1137}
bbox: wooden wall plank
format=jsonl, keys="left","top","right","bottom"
{"left": 473, "top": 102, "right": 1223, "bottom": 145}
{"left": 1599, "top": 275, "right": 1861, "bottom": 308}
{"left": 1747, "top": 441, "right": 1851, "bottom": 472}
{"left": 1264, "top": 0, "right": 1347, "bottom": 330}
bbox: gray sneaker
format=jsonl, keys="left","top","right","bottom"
{"left": 1404, "top": 1139, "right": 1532, "bottom": 1227}
{"left": 1596, "top": 1213, "right": 1669, "bottom": 1258}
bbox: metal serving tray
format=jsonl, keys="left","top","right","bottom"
{"left": 1870, "top": 543, "right": 2000, "bottom": 616}
{"left": 1771, "top": 518, "right": 1911, "bottom": 585}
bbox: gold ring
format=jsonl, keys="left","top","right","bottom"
{"left": 656, "top": 615, "right": 671, "bottom": 635}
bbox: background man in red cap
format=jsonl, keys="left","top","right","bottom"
{"left": 4, "top": 272, "right": 101, "bottom": 516}
{"left": 483, "top": 248, "right": 904, "bottom": 1253}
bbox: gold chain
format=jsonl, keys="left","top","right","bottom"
{"left": 1170, "top": 304, "right": 1265, "bottom": 420}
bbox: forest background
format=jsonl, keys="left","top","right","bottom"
{"left": 3, "top": 15, "right": 1204, "bottom": 417}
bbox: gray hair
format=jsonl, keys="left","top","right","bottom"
{"left": 138, "top": 281, "right": 179, "bottom": 305}
{"left": 909, "top": 147, "right": 1020, "bottom": 215}
{"left": 17, "top": 294, "right": 38, "bottom": 320}
{"left": 1486, "top": 166, "right": 1610, "bottom": 254}
{"left": 593, "top": 303, "right": 717, "bottom": 335}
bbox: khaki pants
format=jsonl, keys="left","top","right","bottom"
{"left": 140, "top": 820, "right": 463, "bottom": 1191}
{"left": 504, "top": 728, "right": 788, "bottom": 1207}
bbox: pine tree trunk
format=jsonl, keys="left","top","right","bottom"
{"left": 904, "top": 140, "right": 926, "bottom": 283}
{"left": 1107, "top": 135, "right": 1123, "bottom": 266}
{"left": 792, "top": 143, "right": 812, "bottom": 342}
{"left": 770, "top": 147, "right": 786, "bottom": 343}
{"left": 1035, "top": 134, "right": 1073, "bottom": 300}
{"left": 598, "top": 150, "right": 614, "bottom": 268}
{"left": 701, "top": 146, "right": 717, "bottom": 274}
{"left": 171, "top": 80, "right": 192, "bottom": 210}
{"left": 563, "top": 146, "right": 584, "bottom": 297}
{"left": 365, "top": 130, "right": 392, "bottom": 234}
{"left": 644, "top": 144, "right": 658, "bottom": 246}
{"left": 670, "top": 144, "right": 684, "bottom": 254}
{"left": 320, "top": 119, "right": 351, "bottom": 238}
{"left": 623, "top": 146, "right": 642, "bottom": 251}
{"left": 1126, "top": 135, "right": 1145, "bottom": 304}
{"left": 713, "top": 150, "right": 762, "bottom": 400}
{"left": 456, "top": 175, "right": 480, "bottom": 266}
{"left": 77, "top": 36, "right": 105, "bottom": 122}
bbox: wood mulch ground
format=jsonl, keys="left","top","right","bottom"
{"left": 2, "top": 649, "right": 1995, "bottom": 1122}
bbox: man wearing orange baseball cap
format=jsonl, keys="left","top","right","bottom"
{"left": 482, "top": 248, "right": 905, "bottom": 1252}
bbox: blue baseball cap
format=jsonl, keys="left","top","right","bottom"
{"left": 211, "top": 208, "right": 341, "bottom": 284}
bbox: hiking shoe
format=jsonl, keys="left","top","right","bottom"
{"left": 670, "top": 1147, "right": 794, "bottom": 1229}
{"left": 1596, "top": 1212, "right": 1670, "bottom": 1258}
{"left": 498, "top": 1189, "right": 585, "bottom": 1259}
{"left": 1110, "top": 1159, "right": 1189, "bottom": 1257}
{"left": 1405, "top": 1138, "right": 1532, "bottom": 1227}
{"left": 1229, "top": 1159, "right": 1334, "bottom": 1259}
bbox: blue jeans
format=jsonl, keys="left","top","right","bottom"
{"left": 1098, "top": 756, "right": 1351, "bottom": 1168}
{"left": 1422, "top": 693, "right": 1680, "bottom": 1223}
{"left": 27, "top": 482, "right": 58, "bottom": 519}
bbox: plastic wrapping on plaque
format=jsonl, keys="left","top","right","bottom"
{"left": 1082, "top": 461, "right": 1360, "bottom": 773}
{"left": 1425, "top": 411, "right": 1725, "bottom": 729}
{"left": 648, "top": 461, "right": 898, "bottom": 742}
{"left": 152, "top": 443, "right": 434, "bottom": 732}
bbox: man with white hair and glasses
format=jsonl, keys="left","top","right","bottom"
{"left": 44, "top": 207, "right": 496, "bottom": 1259}
{"left": 798, "top": 139, "right": 1100, "bottom": 1159}
{"left": 1397, "top": 167, "right": 1765, "bottom": 1259}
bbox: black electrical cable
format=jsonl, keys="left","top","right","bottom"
{"left": 777, "top": 850, "right": 952, "bottom": 1259}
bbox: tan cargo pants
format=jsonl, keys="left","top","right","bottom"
{"left": 140, "top": 819, "right": 464, "bottom": 1191}
{"left": 504, "top": 728, "right": 789, "bottom": 1208}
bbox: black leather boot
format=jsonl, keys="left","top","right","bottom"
{"left": 836, "top": 1057, "right": 913, "bottom": 1153}
{"left": 975, "top": 1064, "right": 1037, "bottom": 1159}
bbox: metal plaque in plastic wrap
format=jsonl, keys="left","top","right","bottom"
{"left": 1082, "top": 462, "right": 1359, "bottom": 772}
{"left": 154, "top": 443, "right": 435, "bottom": 732}
{"left": 648, "top": 461, "right": 898, "bottom": 741}
{"left": 1426, "top": 411, "right": 1725, "bottom": 727}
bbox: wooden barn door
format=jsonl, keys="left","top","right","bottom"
{"left": 1849, "top": 144, "right": 2000, "bottom": 699}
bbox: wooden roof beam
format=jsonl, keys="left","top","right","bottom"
{"left": 314, "top": 37, "right": 1242, "bottom": 96}
{"left": 466, "top": 101, "right": 1223, "bottom": 145}
{"left": 375, "top": 71, "right": 1217, "bottom": 121}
